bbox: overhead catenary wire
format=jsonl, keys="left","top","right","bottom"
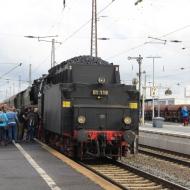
{"left": 156, "top": 67, "right": 190, "bottom": 79}
{"left": 26, "top": 1, "right": 80, "bottom": 74}
{"left": 108, "top": 24, "right": 190, "bottom": 59}
{"left": 0, "top": 62, "right": 20, "bottom": 65}
{"left": 60, "top": 0, "right": 118, "bottom": 44}
{"left": 0, "top": 63, "right": 22, "bottom": 79}
{"left": 0, "top": 64, "right": 26, "bottom": 97}
{"left": 107, "top": 43, "right": 146, "bottom": 59}
{"left": 27, "top": 4, "right": 190, "bottom": 75}
{"left": 48, "top": 0, "right": 80, "bottom": 34}
{"left": 0, "top": 77, "right": 28, "bottom": 83}
{"left": 161, "top": 24, "right": 190, "bottom": 38}
{"left": 32, "top": 0, "right": 118, "bottom": 73}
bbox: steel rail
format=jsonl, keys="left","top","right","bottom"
{"left": 139, "top": 144, "right": 190, "bottom": 167}
{"left": 79, "top": 158, "right": 189, "bottom": 190}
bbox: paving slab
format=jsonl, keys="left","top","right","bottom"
{"left": 0, "top": 143, "right": 104, "bottom": 190}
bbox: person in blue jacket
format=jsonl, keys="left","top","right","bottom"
{"left": 0, "top": 107, "right": 8, "bottom": 145}
{"left": 181, "top": 106, "right": 189, "bottom": 126}
{"left": 6, "top": 107, "right": 18, "bottom": 142}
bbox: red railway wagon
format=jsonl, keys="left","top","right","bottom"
{"left": 145, "top": 104, "right": 190, "bottom": 122}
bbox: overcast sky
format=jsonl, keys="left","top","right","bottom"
{"left": 0, "top": 0, "right": 190, "bottom": 101}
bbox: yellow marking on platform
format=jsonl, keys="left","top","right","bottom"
{"left": 35, "top": 139, "right": 121, "bottom": 190}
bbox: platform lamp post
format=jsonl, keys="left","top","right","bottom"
{"left": 142, "top": 71, "right": 147, "bottom": 125}
{"left": 146, "top": 56, "right": 161, "bottom": 119}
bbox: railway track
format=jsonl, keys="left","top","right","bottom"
{"left": 36, "top": 139, "right": 189, "bottom": 190}
{"left": 80, "top": 159, "right": 188, "bottom": 190}
{"left": 139, "top": 144, "right": 190, "bottom": 167}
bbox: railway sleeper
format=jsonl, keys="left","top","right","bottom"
{"left": 109, "top": 176, "right": 143, "bottom": 180}
{"left": 124, "top": 185, "right": 164, "bottom": 190}
{"left": 115, "top": 179, "right": 152, "bottom": 183}
{"left": 124, "top": 182, "right": 161, "bottom": 187}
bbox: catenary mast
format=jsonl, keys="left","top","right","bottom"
{"left": 90, "top": 0, "right": 98, "bottom": 57}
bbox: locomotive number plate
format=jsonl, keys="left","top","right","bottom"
{"left": 92, "top": 90, "right": 108, "bottom": 96}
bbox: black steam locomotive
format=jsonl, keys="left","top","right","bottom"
{"left": 3, "top": 56, "right": 139, "bottom": 160}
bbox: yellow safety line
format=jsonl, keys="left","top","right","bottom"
{"left": 35, "top": 139, "right": 121, "bottom": 190}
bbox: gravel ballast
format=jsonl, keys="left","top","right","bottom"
{"left": 122, "top": 153, "right": 190, "bottom": 189}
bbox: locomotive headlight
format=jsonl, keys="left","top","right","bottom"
{"left": 77, "top": 115, "right": 86, "bottom": 124}
{"left": 98, "top": 77, "right": 106, "bottom": 84}
{"left": 123, "top": 116, "right": 132, "bottom": 125}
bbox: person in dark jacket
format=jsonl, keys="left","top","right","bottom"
{"left": 26, "top": 107, "right": 38, "bottom": 141}
{"left": 17, "top": 108, "right": 27, "bottom": 141}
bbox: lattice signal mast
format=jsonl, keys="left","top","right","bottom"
{"left": 91, "top": 0, "right": 98, "bottom": 57}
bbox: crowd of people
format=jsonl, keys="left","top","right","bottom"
{"left": 0, "top": 104, "right": 39, "bottom": 146}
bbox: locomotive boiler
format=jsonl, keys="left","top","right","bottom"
{"left": 39, "top": 56, "right": 139, "bottom": 160}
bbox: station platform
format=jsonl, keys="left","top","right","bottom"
{"left": 0, "top": 142, "right": 111, "bottom": 190}
{"left": 139, "top": 122, "right": 190, "bottom": 155}
{"left": 141, "top": 121, "right": 190, "bottom": 136}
